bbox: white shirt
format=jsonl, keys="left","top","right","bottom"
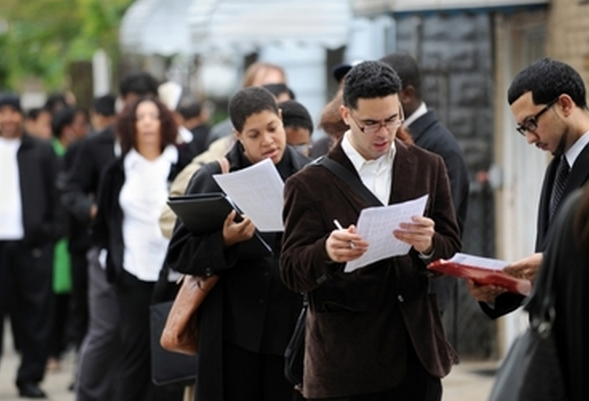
{"left": 0, "top": 136, "right": 24, "bottom": 240}
{"left": 566, "top": 129, "right": 589, "bottom": 168}
{"left": 119, "top": 146, "right": 178, "bottom": 281}
{"left": 403, "top": 102, "right": 428, "bottom": 128}
{"left": 341, "top": 131, "right": 396, "bottom": 205}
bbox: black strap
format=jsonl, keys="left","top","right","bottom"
{"left": 152, "top": 264, "right": 171, "bottom": 304}
{"left": 316, "top": 156, "right": 383, "bottom": 207}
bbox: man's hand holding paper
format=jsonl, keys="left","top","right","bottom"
{"left": 342, "top": 195, "right": 429, "bottom": 273}
{"left": 393, "top": 215, "right": 435, "bottom": 254}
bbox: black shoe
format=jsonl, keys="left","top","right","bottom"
{"left": 17, "top": 382, "right": 47, "bottom": 399}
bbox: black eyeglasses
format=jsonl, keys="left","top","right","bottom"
{"left": 516, "top": 98, "right": 559, "bottom": 136}
{"left": 348, "top": 107, "right": 404, "bottom": 135}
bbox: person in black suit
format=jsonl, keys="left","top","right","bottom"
{"left": 61, "top": 72, "right": 160, "bottom": 401}
{"left": 166, "top": 87, "right": 310, "bottom": 401}
{"left": 0, "top": 94, "right": 65, "bottom": 399}
{"left": 468, "top": 58, "right": 589, "bottom": 317}
{"left": 380, "top": 53, "right": 470, "bottom": 315}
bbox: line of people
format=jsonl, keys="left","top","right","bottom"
{"left": 1, "top": 53, "right": 586, "bottom": 401}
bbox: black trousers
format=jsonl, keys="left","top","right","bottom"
{"left": 112, "top": 271, "right": 183, "bottom": 401}
{"left": 0, "top": 241, "right": 54, "bottom": 385}
{"left": 223, "top": 340, "right": 299, "bottom": 401}
{"left": 68, "top": 248, "right": 89, "bottom": 348}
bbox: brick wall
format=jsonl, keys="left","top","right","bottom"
{"left": 547, "top": 0, "right": 589, "bottom": 84}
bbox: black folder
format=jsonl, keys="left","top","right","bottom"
{"left": 167, "top": 193, "right": 272, "bottom": 259}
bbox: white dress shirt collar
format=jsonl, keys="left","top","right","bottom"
{"left": 565, "top": 129, "right": 589, "bottom": 168}
{"left": 341, "top": 131, "right": 396, "bottom": 205}
{"left": 403, "top": 102, "right": 428, "bottom": 127}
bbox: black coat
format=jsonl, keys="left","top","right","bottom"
{"left": 526, "top": 187, "right": 589, "bottom": 401}
{"left": 482, "top": 141, "right": 589, "bottom": 319}
{"left": 61, "top": 125, "right": 117, "bottom": 225}
{"left": 17, "top": 134, "right": 65, "bottom": 246}
{"left": 92, "top": 146, "right": 190, "bottom": 283}
{"left": 165, "top": 143, "right": 310, "bottom": 401}
{"left": 408, "top": 110, "right": 469, "bottom": 234}
{"left": 61, "top": 139, "right": 93, "bottom": 252}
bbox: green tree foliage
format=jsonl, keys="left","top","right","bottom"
{"left": 0, "top": 0, "right": 134, "bottom": 90}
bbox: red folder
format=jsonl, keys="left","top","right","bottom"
{"left": 427, "top": 259, "right": 532, "bottom": 296}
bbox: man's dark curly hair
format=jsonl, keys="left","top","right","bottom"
{"left": 343, "top": 61, "right": 402, "bottom": 110}
{"left": 508, "top": 58, "right": 587, "bottom": 108}
{"left": 229, "top": 87, "right": 279, "bottom": 133}
{"left": 118, "top": 72, "right": 159, "bottom": 98}
{"left": 116, "top": 97, "right": 178, "bottom": 155}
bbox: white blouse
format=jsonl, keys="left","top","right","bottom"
{"left": 0, "top": 137, "right": 24, "bottom": 240}
{"left": 119, "top": 145, "right": 178, "bottom": 281}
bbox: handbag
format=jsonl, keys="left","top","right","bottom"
{"left": 159, "top": 157, "right": 229, "bottom": 355}
{"left": 149, "top": 266, "right": 199, "bottom": 386}
{"left": 488, "top": 234, "right": 568, "bottom": 400}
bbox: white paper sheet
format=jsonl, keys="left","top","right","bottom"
{"left": 344, "top": 195, "right": 429, "bottom": 273}
{"left": 448, "top": 253, "right": 509, "bottom": 271}
{"left": 212, "top": 158, "right": 284, "bottom": 232}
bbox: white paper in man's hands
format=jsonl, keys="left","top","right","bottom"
{"left": 446, "top": 253, "right": 509, "bottom": 270}
{"left": 345, "top": 194, "right": 429, "bottom": 273}
{"left": 212, "top": 158, "right": 284, "bottom": 232}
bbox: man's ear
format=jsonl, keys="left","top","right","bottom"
{"left": 232, "top": 128, "right": 241, "bottom": 141}
{"left": 399, "top": 86, "right": 415, "bottom": 104}
{"left": 339, "top": 104, "right": 350, "bottom": 126}
{"left": 557, "top": 94, "right": 575, "bottom": 117}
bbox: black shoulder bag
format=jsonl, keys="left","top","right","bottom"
{"left": 283, "top": 156, "right": 383, "bottom": 390}
{"left": 149, "top": 265, "right": 199, "bottom": 387}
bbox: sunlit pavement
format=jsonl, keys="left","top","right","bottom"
{"left": 1, "top": 321, "right": 497, "bottom": 401}
{"left": 0, "top": 322, "right": 76, "bottom": 401}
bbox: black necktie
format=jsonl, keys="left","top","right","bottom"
{"left": 549, "top": 155, "right": 570, "bottom": 223}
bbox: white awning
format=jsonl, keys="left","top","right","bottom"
{"left": 120, "top": 0, "right": 194, "bottom": 56}
{"left": 189, "top": 0, "right": 352, "bottom": 54}
{"left": 354, "top": 0, "right": 548, "bottom": 15}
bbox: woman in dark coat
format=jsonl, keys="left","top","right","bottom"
{"left": 166, "top": 87, "right": 310, "bottom": 401}
{"left": 93, "top": 97, "right": 190, "bottom": 401}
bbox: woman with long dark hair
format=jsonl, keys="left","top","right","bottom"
{"left": 93, "top": 97, "right": 190, "bottom": 401}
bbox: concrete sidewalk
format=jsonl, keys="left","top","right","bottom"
{"left": 1, "top": 321, "right": 497, "bottom": 401}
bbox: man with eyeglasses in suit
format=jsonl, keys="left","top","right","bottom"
{"left": 468, "top": 58, "right": 589, "bottom": 318}
{"left": 280, "top": 61, "right": 461, "bottom": 401}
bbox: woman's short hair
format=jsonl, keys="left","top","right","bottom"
{"left": 116, "top": 97, "right": 178, "bottom": 155}
{"left": 228, "top": 87, "right": 279, "bottom": 133}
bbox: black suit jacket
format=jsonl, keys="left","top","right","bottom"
{"left": 16, "top": 134, "right": 65, "bottom": 246}
{"left": 482, "top": 140, "right": 589, "bottom": 319}
{"left": 61, "top": 125, "right": 117, "bottom": 224}
{"left": 408, "top": 109, "right": 470, "bottom": 312}
{"left": 408, "top": 109, "right": 469, "bottom": 233}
